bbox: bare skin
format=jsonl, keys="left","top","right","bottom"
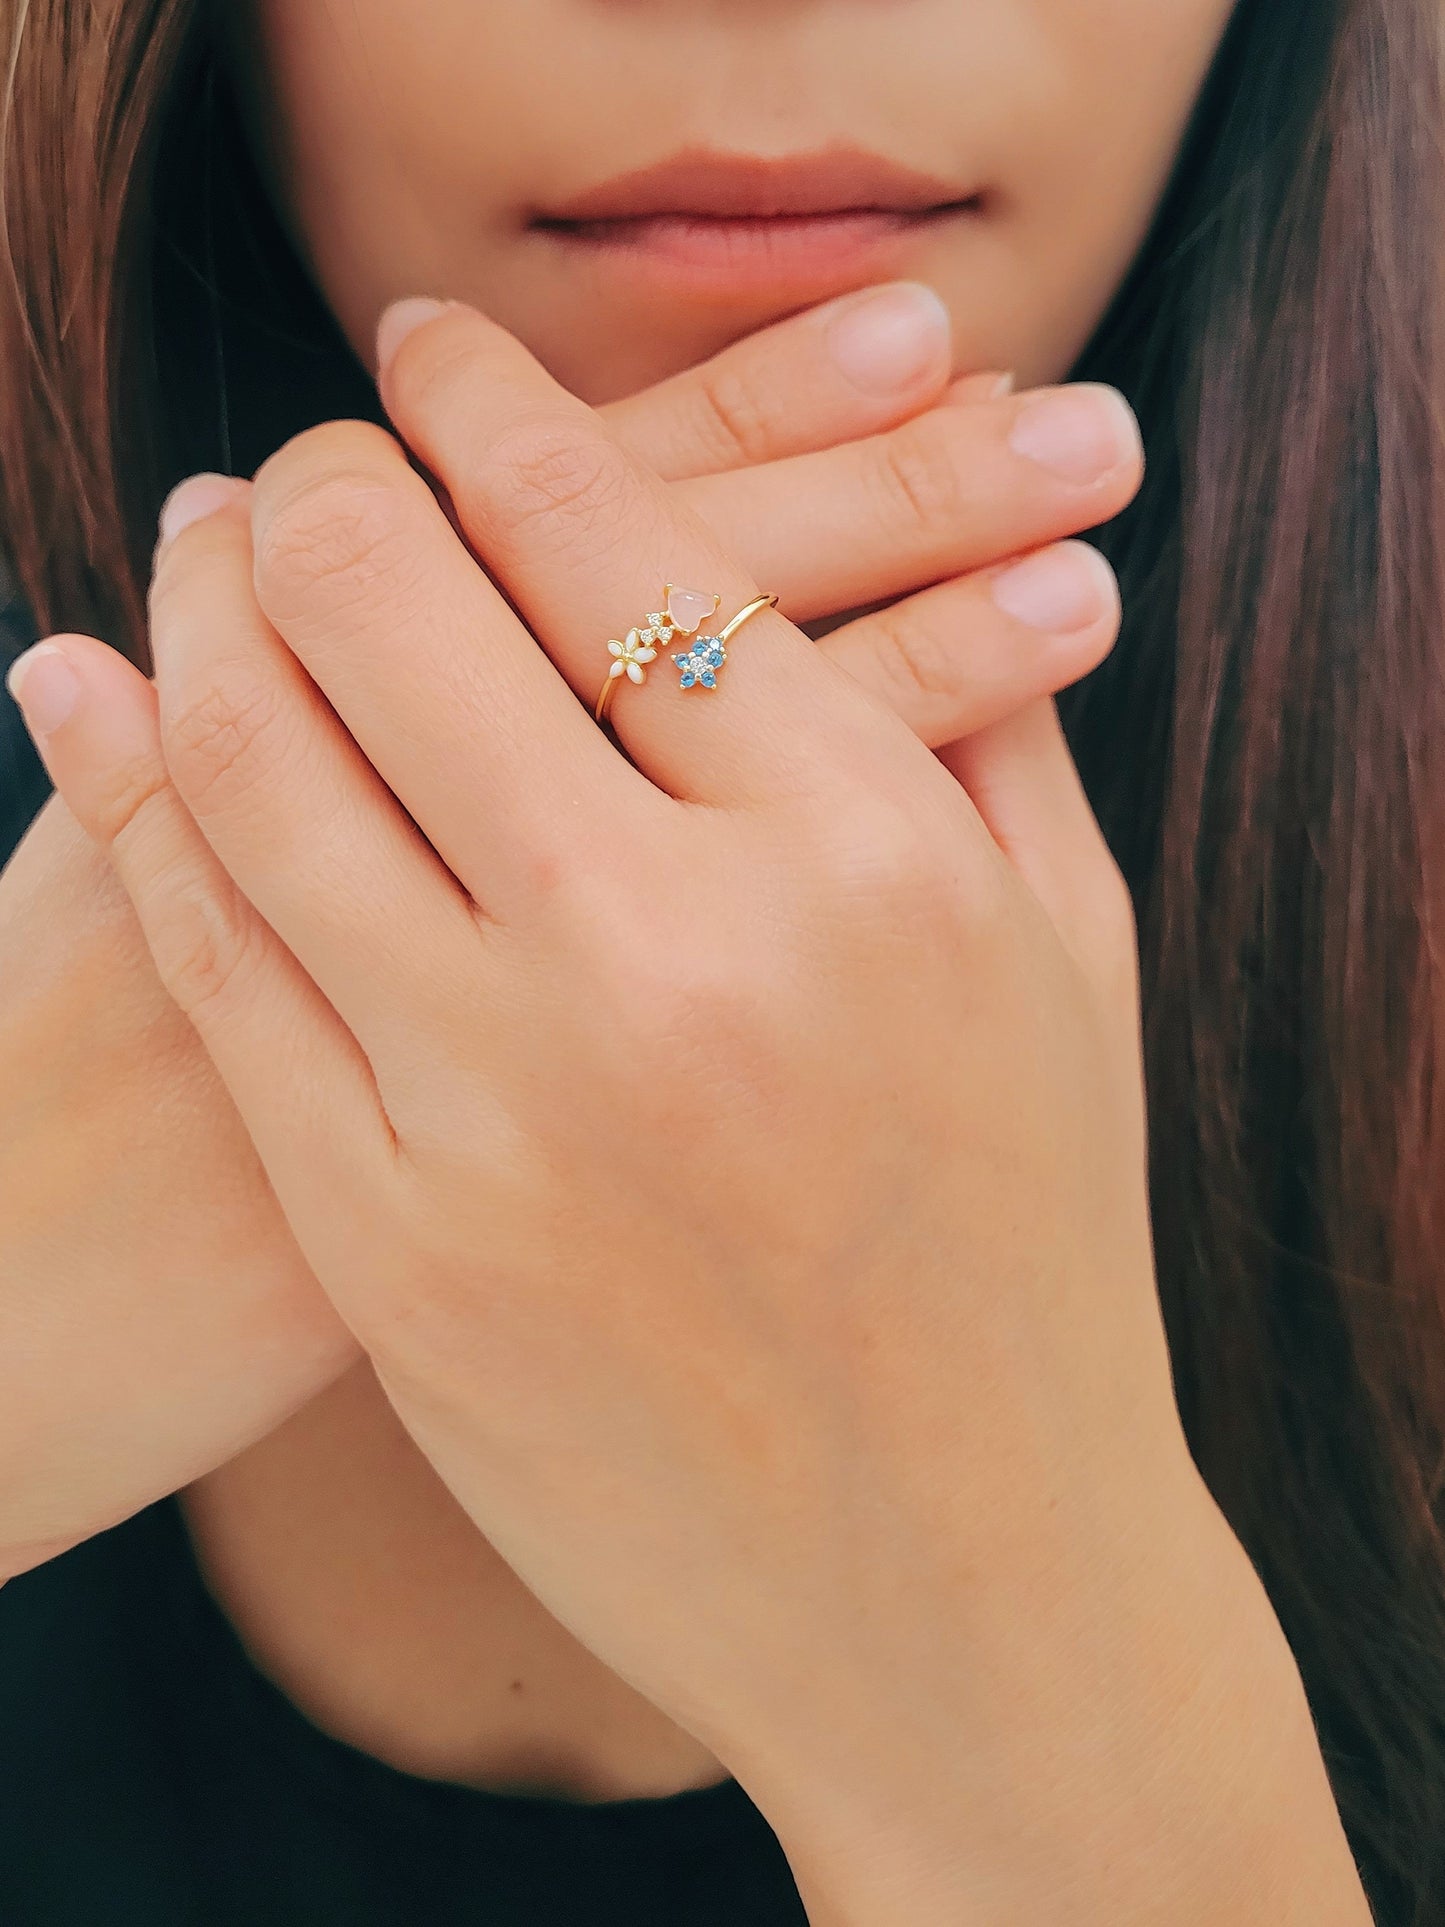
{"left": 5, "top": 0, "right": 1237, "bottom": 1819}
{"left": 178, "top": 0, "right": 1235, "bottom": 1806}
{"left": 16, "top": 299, "right": 1368, "bottom": 1919}
{"left": 2, "top": 307, "right": 1140, "bottom": 1794}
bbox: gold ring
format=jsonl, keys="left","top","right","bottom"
{"left": 594, "top": 583, "right": 780, "bottom": 723}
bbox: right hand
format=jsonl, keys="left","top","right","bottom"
{"left": 0, "top": 280, "right": 1142, "bottom": 1579}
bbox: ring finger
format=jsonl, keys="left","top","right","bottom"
{"left": 363, "top": 298, "right": 921, "bottom": 811}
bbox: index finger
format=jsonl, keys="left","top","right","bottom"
{"left": 597, "top": 280, "right": 959, "bottom": 479}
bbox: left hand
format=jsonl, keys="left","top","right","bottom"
{"left": 22, "top": 300, "right": 1360, "bottom": 1922}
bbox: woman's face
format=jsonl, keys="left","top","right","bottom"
{"left": 222, "top": 0, "right": 1237, "bottom": 403}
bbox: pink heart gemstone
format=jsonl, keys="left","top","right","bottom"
{"left": 665, "top": 585, "right": 719, "bottom": 634}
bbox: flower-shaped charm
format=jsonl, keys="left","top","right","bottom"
{"left": 675, "top": 635, "right": 727, "bottom": 690}
{"left": 606, "top": 627, "right": 658, "bottom": 684}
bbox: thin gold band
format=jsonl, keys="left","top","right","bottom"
{"left": 714, "top": 593, "right": 781, "bottom": 645}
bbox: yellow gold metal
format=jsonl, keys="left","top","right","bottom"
{"left": 593, "top": 588, "right": 779, "bottom": 723}
{"left": 714, "top": 593, "right": 780, "bottom": 645}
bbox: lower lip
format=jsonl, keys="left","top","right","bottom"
{"left": 535, "top": 205, "right": 972, "bottom": 295}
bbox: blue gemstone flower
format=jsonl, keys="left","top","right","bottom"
{"left": 675, "top": 635, "right": 727, "bottom": 690}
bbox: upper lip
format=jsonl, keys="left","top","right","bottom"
{"left": 533, "top": 143, "right": 976, "bottom": 223}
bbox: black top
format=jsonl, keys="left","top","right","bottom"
{"left": 0, "top": 621, "right": 808, "bottom": 1925}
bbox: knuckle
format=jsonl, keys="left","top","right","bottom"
{"left": 481, "top": 413, "right": 636, "bottom": 550}
{"left": 162, "top": 671, "right": 292, "bottom": 821}
{"left": 809, "top": 793, "right": 961, "bottom": 917}
{"left": 255, "top": 471, "right": 424, "bottom": 622}
{"left": 1102, "top": 848, "right": 1138, "bottom": 942}
{"left": 1077, "top": 846, "right": 1141, "bottom": 995}
{"left": 147, "top": 865, "right": 263, "bottom": 1024}
{"left": 690, "top": 362, "right": 775, "bottom": 467}
{"left": 868, "top": 602, "right": 962, "bottom": 712}
{"left": 574, "top": 881, "right": 778, "bottom": 1066}
{"left": 625, "top": 946, "right": 799, "bottom": 1131}
{"left": 873, "top": 415, "right": 966, "bottom": 542}
{"left": 90, "top": 752, "right": 175, "bottom": 854}
{"left": 806, "top": 789, "right": 1014, "bottom": 953}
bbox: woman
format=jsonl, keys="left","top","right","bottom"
{"left": 0, "top": 0, "right": 1438, "bottom": 1919}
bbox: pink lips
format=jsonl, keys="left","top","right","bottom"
{"left": 530, "top": 144, "right": 980, "bottom": 296}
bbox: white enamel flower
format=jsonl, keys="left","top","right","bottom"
{"left": 606, "top": 626, "right": 658, "bottom": 683}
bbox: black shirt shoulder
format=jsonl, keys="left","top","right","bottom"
{"left": 0, "top": 1498, "right": 808, "bottom": 1926}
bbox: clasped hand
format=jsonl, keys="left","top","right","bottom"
{"left": 19, "top": 297, "right": 1249, "bottom": 1917}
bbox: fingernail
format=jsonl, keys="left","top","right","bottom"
{"left": 1008, "top": 383, "right": 1141, "bottom": 484}
{"left": 987, "top": 370, "right": 1016, "bottom": 398}
{"left": 990, "top": 541, "right": 1117, "bottom": 632}
{"left": 5, "top": 642, "right": 82, "bottom": 737}
{"left": 824, "top": 281, "right": 951, "bottom": 394}
{"left": 158, "top": 473, "right": 246, "bottom": 548}
{"left": 375, "top": 295, "right": 450, "bottom": 374}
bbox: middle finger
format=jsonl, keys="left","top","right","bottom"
{"left": 677, "top": 381, "right": 1143, "bottom": 623}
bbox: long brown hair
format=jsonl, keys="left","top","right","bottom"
{"left": 2, "top": 0, "right": 1444, "bottom": 1916}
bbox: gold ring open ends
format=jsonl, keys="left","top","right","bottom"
{"left": 593, "top": 585, "right": 779, "bottom": 723}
